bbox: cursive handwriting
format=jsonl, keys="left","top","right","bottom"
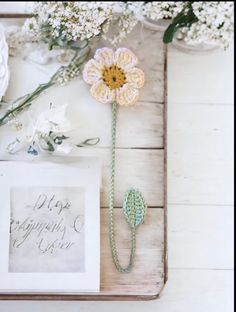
{"left": 27, "top": 193, "right": 71, "bottom": 215}
{"left": 37, "top": 238, "right": 74, "bottom": 254}
{"left": 10, "top": 192, "right": 84, "bottom": 255}
{"left": 10, "top": 217, "right": 67, "bottom": 247}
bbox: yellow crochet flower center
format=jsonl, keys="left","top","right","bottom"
{"left": 102, "top": 65, "right": 126, "bottom": 90}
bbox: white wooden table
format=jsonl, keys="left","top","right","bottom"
{"left": 0, "top": 2, "right": 234, "bottom": 311}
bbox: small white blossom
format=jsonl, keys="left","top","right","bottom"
{"left": 181, "top": 2, "right": 234, "bottom": 49}
{"left": 8, "top": 117, "right": 23, "bottom": 131}
{"left": 103, "top": 2, "right": 138, "bottom": 45}
{"left": 55, "top": 142, "right": 73, "bottom": 154}
{"left": 32, "top": 104, "right": 71, "bottom": 135}
{"left": 25, "top": 103, "right": 73, "bottom": 155}
{"left": 128, "top": 2, "right": 186, "bottom": 21}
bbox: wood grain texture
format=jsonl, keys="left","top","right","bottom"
{"left": 168, "top": 46, "right": 234, "bottom": 105}
{"left": 2, "top": 56, "right": 164, "bottom": 150}
{"left": 167, "top": 102, "right": 234, "bottom": 205}
{"left": 69, "top": 99, "right": 164, "bottom": 149}
{"left": 100, "top": 208, "right": 164, "bottom": 296}
{"left": 77, "top": 148, "right": 164, "bottom": 207}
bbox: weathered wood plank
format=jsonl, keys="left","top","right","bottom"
{"left": 68, "top": 89, "right": 164, "bottom": 149}
{"left": 2, "top": 23, "right": 165, "bottom": 151}
{"left": 100, "top": 208, "right": 164, "bottom": 296}
{"left": 168, "top": 46, "right": 234, "bottom": 105}
{"left": 1, "top": 66, "right": 164, "bottom": 150}
{"left": 38, "top": 80, "right": 164, "bottom": 149}
{"left": 168, "top": 102, "right": 234, "bottom": 205}
{"left": 76, "top": 148, "right": 164, "bottom": 207}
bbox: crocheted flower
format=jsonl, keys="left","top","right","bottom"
{"left": 83, "top": 47, "right": 144, "bottom": 106}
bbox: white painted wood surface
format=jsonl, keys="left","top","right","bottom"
{"left": 168, "top": 101, "right": 234, "bottom": 205}
{"left": 0, "top": 2, "right": 234, "bottom": 311}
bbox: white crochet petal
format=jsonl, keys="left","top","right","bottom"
{"left": 126, "top": 67, "right": 145, "bottom": 89}
{"left": 82, "top": 59, "right": 103, "bottom": 85}
{"left": 116, "top": 83, "right": 139, "bottom": 106}
{"left": 114, "top": 48, "right": 138, "bottom": 70}
{"left": 94, "top": 47, "right": 114, "bottom": 67}
{"left": 90, "top": 80, "right": 115, "bottom": 104}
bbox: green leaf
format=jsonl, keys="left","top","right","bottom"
{"left": 163, "top": 24, "right": 177, "bottom": 43}
{"left": 123, "top": 189, "right": 147, "bottom": 229}
{"left": 54, "top": 135, "right": 69, "bottom": 145}
{"left": 76, "top": 137, "right": 100, "bottom": 147}
{"left": 163, "top": 3, "right": 199, "bottom": 44}
{"left": 46, "top": 140, "right": 55, "bottom": 152}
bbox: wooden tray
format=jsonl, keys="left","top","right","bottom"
{"left": 0, "top": 13, "right": 168, "bottom": 301}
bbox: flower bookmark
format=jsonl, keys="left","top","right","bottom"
{"left": 83, "top": 47, "right": 147, "bottom": 273}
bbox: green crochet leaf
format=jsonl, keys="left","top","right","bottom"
{"left": 123, "top": 189, "right": 147, "bottom": 229}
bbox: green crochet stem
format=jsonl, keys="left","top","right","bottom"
{"left": 108, "top": 101, "right": 147, "bottom": 273}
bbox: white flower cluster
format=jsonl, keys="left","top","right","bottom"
{"left": 114, "top": 13, "right": 138, "bottom": 44}
{"left": 25, "top": 2, "right": 187, "bottom": 47}
{"left": 7, "top": 104, "right": 73, "bottom": 156}
{"left": 25, "top": 2, "right": 113, "bottom": 47}
{"left": 103, "top": 2, "right": 138, "bottom": 46}
{"left": 13, "top": 2, "right": 236, "bottom": 52}
{"left": 127, "top": 1, "right": 186, "bottom": 21}
{"left": 181, "top": 2, "right": 234, "bottom": 49}
{"left": 104, "top": 1, "right": 186, "bottom": 45}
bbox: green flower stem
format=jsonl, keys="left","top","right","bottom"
{"left": 108, "top": 102, "right": 147, "bottom": 273}
{"left": 108, "top": 102, "right": 136, "bottom": 273}
{"left": 0, "top": 45, "right": 91, "bottom": 128}
{"left": 0, "top": 81, "right": 54, "bottom": 126}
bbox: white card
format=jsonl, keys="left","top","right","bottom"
{"left": 0, "top": 159, "right": 101, "bottom": 293}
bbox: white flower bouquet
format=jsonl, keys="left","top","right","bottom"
{"left": 0, "top": 1, "right": 135, "bottom": 127}
{"left": 161, "top": 1, "right": 234, "bottom": 49}
{"left": 0, "top": 2, "right": 111, "bottom": 127}
{"left": 178, "top": 2, "right": 234, "bottom": 49}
